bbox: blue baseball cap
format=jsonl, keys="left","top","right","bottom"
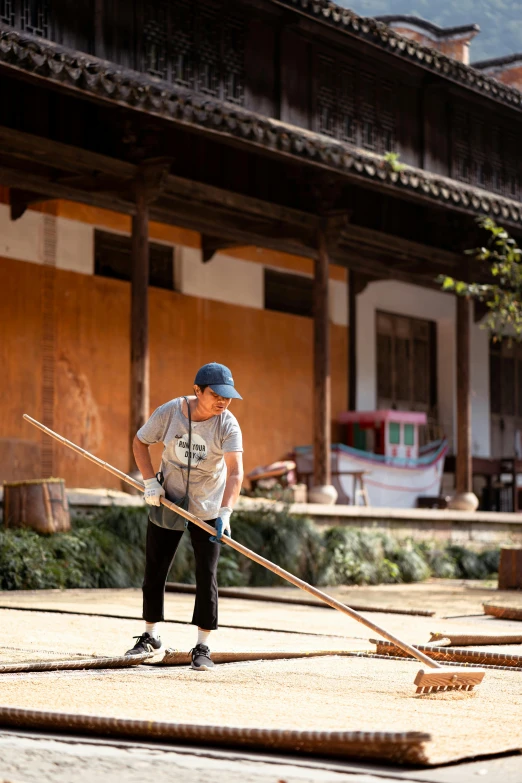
{"left": 194, "top": 362, "right": 242, "bottom": 400}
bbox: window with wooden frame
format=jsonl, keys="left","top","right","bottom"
{"left": 376, "top": 311, "right": 437, "bottom": 413}
{"left": 94, "top": 230, "right": 175, "bottom": 290}
{"left": 264, "top": 268, "right": 313, "bottom": 318}
{"left": 489, "top": 341, "right": 522, "bottom": 418}
{"left": 452, "top": 107, "right": 522, "bottom": 200}
{"left": 313, "top": 51, "right": 396, "bottom": 154}
{"left": 2, "top": 0, "right": 49, "bottom": 36}
{"left": 138, "top": 0, "right": 245, "bottom": 105}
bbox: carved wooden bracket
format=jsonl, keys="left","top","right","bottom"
{"left": 201, "top": 235, "right": 242, "bottom": 263}
{"left": 135, "top": 160, "right": 171, "bottom": 205}
{"left": 9, "top": 188, "right": 50, "bottom": 221}
{"left": 321, "top": 211, "right": 352, "bottom": 253}
{"left": 349, "top": 270, "right": 374, "bottom": 296}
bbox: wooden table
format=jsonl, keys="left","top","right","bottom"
{"left": 342, "top": 470, "right": 371, "bottom": 507}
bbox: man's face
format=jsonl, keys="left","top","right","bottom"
{"left": 196, "top": 386, "right": 232, "bottom": 416}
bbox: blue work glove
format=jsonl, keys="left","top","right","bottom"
{"left": 210, "top": 507, "right": 232, "bottom": 544}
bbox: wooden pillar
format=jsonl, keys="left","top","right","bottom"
{"left": 456, "top": 295, "right": 472, "bottom": 494}
{"left": 129, "top": 177, "right": 150, "bottom": 474}
{"left": 449, "top": 295, "right": 478, "bottom": 510}
{"left": 312, "top": 224, "right": 333, "bottom": 495}
{"left": 348, "top": 269, "right": 357, "bottom": 411}
{"left": 498, "top": 547, "right": 522, "bottom": 589}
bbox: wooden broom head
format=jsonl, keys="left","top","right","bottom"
{"left": 414, "top": 667, "right": 486, "bottom": 694}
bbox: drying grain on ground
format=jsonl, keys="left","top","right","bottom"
{"left": 0, "top": 585, "right": 521, "bottom": 766}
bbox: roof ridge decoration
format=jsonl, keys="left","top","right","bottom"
{"left": 268, "top": 0, "right": 522, "bottom": 106}
{"left": 0, "top": 26, "right": 521, "bottom": 227}
{"left": 374, "top": 15, "right": 480, "bottom": 40}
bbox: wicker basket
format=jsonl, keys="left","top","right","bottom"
{"left": 3, "top": 478, "right": 70, "bottom": 534}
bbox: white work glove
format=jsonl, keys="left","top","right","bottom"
{"left": 143, "top": 477, "right": 165, "bottom": 507}
{"left": 210, "top": 506, "right": 232, "bottom": 544}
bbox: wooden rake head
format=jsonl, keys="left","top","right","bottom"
{"left": 414, "top": 667, "right": 486, "bottom": 695}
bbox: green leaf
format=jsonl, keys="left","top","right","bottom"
{"left": 438, "top": 218, "right": 522, "bottom": 338}
{"left": 455, "top": 281, "right": 468, "bottom": 295}
{"left": 383, "top": 151, "right": 406, "bottom": 172}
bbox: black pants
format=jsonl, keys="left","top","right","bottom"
{"left": 142, "top": 519, "right": 220, "bottom": 630}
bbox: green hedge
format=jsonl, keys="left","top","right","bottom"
{"left": 0, "top": 508, "right": 148, "bottom": 590}
{"left": 0, "top": 506, "right": 500, "bottom": 590}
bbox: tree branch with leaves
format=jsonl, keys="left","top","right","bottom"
{"left": 439, "top": 217, "right": 522, "bottom": 337}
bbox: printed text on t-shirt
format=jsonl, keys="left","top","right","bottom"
{"left": 175, "top": 433, "right": 208, "bottom": 466}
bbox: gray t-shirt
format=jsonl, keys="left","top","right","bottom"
{"left": 137, "top": 397, "right": 243, "bottom": 520}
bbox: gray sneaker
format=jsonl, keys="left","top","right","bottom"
{"left": 125, "top": 633, "right": 163, "bottom": 656}
{"left": 190, "top": 643, "right": 214, "bottom": 670}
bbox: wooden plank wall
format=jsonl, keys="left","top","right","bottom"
{"left": 244, "top": 16, "right": 276, "bottom": 117}
{"left": 280, "top": 29, "right": 310, "bottom": 128}
{"left": 396, "top": 82, "right": 422, "bottom": 169}
{"left": 423, "top": 88, "right": 450, "bottom": 176}
{"left": 0, "top": 256, "right": 347, "bottom": 488}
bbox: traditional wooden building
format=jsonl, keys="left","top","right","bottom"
{"left": 0, "top": 1, "right": 520, "bottom": 508}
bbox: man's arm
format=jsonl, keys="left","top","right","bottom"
{"left": 221, "top": 451, "right": 244, "bottom": 508}
{"left": 133, "top": 435, "right": 156, "bottom": 481}
{"left": 209, "top": 452, "right": 243, "bottom": 542}
{"left": 133, "top": 435, "right": 165, "bottom": 506}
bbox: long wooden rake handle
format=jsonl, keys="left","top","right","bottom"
{"left": 24, "top": 414, "right": 441, "bottom": 671}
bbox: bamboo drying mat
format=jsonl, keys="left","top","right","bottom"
{"left": 0, "top": 607, "right": 370, "bottom": 662}
{"left": 2, "top": 589, "right": 521, "bottom": 645}
{"left": 0, "top": 597, "right": 522, "bottom": 765}
{"left": 485, "top": 603, "right": 522, "bottom": 621}
{"left": 429, "top": 631, "right": 522, "bottom": 646}
{"left": 165, "top": 582, "right": 435, "bottom": 615}
{"left": 0, "top": 655, "right": 521, "bottom": 766}
{"left": 157, "top": 649, "right": 359, "bottom": 665}
{"left": 0, "top": 654, "right": 151, "bottom": 674}
{"left": 372, "top": 639, "right": 522, "bottom": 667}
{"left": 1, "top": 582, "right": 518, "bottom": 633}
{"left": 0, "top": 705, "right": 432, "bottom": 765}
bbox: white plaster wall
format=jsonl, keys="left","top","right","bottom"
{"left": 355, "top": 280, "right": 491, "bottom": 456}
{"left": 56, "top": 217, "right": 94, "bottom": 275}
{"left": 0, "top": 207, "right": 349, "bottom": 324}
{"left": 470, "top": 313, "right": 491, "bottom": 457}
{"left": 437, "top": 316, "right": 456, "bottom": 453}
{"left": 0, "top": 209, "right": 94, "bottom": 275}
{"left": 0, "top": 204, "right": 44, "bottom": 264}
{"left": 329, "top": 279, "right": 348, "bottom": 327}
{"left": 179, "top": 251, "right": 348, "bottom": 318}
{"left": 179, "top": 247, "right": 264, "bottom": 309}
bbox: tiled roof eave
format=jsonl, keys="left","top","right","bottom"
{"left": 373, "top": 15, "right": 479, "bottom": 39}
{"left": 0, "top": 26, "right": 521, "bottom": 227}
{"left": 269, "top": 0, "right": 522, "bottom": 111}
{"left": 473, "top": 53, "right": 522, "bottom": 70}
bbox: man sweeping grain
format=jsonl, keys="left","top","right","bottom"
{"left": 125, "top": 362, "right": 243, "bottom": 670}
